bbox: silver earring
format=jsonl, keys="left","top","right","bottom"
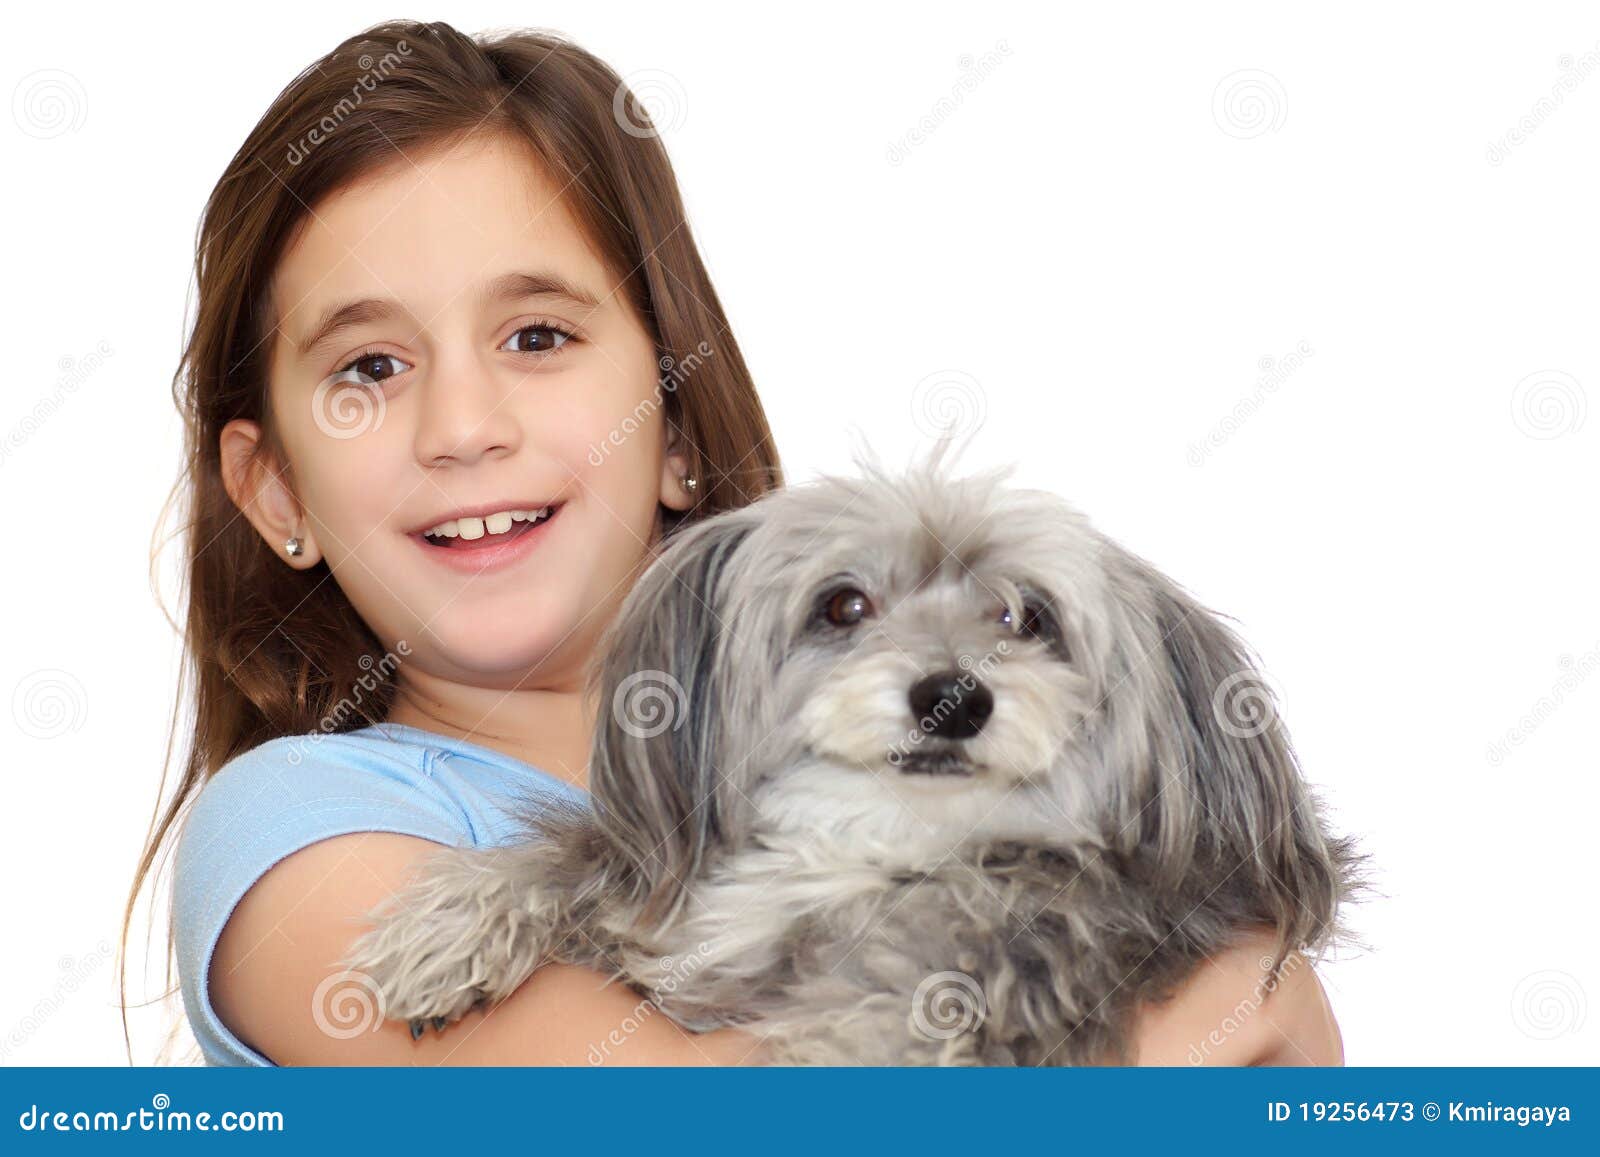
{"left": 681, "top": 474, "right": 698, "bottom": 493}
{"left": 285, "top": 537, "right": 304, "bottom": 557}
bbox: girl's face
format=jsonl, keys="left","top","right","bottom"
{"left": 231, "top": 131, "right": 692, "bottom": 692}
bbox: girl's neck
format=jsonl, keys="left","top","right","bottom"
{"left": 384, "top": 684, "right": 595, "bottom": 791}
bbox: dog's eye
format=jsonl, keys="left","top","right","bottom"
{"left": 1000, "top": 598, "right": 1067, "bottom": 658}
{"left": 824, "top": 587, "right": 874, "bottom": 627}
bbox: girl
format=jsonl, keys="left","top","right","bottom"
{"left": 123, "top": 19, "right": 1343, "bottom": 1066}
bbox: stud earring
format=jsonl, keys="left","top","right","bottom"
{"left": 285, "top": 536, "right": 304, "bottom": 557}
{"left": 681, "top": 474, "right": 698, "bottom": 493}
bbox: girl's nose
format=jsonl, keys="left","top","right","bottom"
{"left": 411, "top": 351, "right": 523, "bottom": 467}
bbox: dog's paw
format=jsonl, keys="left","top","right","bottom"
{"left": 340, "top": 844, "right": 549, "bottom": 1033}
{"left": 343, "top": 920, "right": 490, "bottom": 1029}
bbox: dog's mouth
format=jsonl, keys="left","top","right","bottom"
{"left": 893, "top": 750, "right": 978, "bottom": 777}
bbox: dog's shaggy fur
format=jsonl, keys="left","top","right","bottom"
{"left": 344, "top": 450, "right": 1367, "bottom": 1065}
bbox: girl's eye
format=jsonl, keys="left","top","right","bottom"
{"left": 824, "top": 587, "right": 874, "bottom": 627}
{"left": 500, "top": 323, "right": 574, "bottom": 355}
{"left": 330, "top": 352, "right": 411, "bottom": 388}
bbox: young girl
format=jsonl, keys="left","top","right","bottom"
{"left": 124, "top": 19, "right": 1344, "bottom": 1066}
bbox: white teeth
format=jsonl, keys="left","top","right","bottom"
{"left": 423, "top": 506, "right": 553, "bottom": 541}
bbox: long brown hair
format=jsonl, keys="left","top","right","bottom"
{"left": 122, "top": 19, "right": 782, "bottom": 1060}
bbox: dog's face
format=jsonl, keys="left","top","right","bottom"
{"left": 737, "top": 469, "right": 1120, "bottom": 849}
{"left": 591, "top": 455, "right": 1337, "bottom": 923}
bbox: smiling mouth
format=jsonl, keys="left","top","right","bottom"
{"left": 418, "top": 503, "right": 562, "bottom": 551}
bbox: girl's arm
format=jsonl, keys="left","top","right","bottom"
{"left": 1128, "top": 925, "right": 1344, "bottom": 1066}
{"left": 210, "top": 832, "right": 763, "bottom": 1065}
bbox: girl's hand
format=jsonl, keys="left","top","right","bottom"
{"left": 1128, "top": 924, "right": 1345, "bottom": 1066}
{"left": 677, "top": 1026, "right": 770, "bottom": 1066}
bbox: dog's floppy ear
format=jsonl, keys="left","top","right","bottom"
{"left": 1111, "top": 547, "right": 1363, "bottom": 964}
{"left": 588, "top": 508, "right": 758, "bottom": 926}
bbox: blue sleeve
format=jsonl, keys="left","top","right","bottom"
{"left": 171, "top": 733, "right": 472, "bottom": 1066}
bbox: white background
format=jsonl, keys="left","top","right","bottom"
{"left": 2, "top": 0, "right": 1596, "bottom": 1065}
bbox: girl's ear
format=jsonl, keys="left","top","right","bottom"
{"left": 219, "top": 419, "right": 322, "bottom": 567}
{"left": 658, "top": 424, "right": 696, "bottom": 513}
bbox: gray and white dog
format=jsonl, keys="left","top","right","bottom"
{"left": 344, "top": 450, "right": 1365, "bottom": 1065}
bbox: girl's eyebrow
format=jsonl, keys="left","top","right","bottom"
{"left": 290, "top": 269, "right": 604, "bottom": 360}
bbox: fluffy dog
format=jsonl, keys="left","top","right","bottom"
{"left": 344, "top": 450, "right": 1365, "bottom": 1065}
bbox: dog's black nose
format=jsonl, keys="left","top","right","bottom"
{"left": 909, "top": 672, "right": 994, "bottom": 739}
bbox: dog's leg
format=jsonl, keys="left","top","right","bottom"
{"left": 342, "top": 839, "right": 576, "bottom": 1035}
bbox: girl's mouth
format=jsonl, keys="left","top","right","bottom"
{"left": 410, "top": 502, "right": 564, "bottom": 573}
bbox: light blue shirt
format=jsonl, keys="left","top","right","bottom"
{"left": 171, "top": 721, "right": 589, "bottom": 1066}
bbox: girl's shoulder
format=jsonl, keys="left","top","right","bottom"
{"left": 176, "top": 721, "right": 586, "bottom": 872}
{"left": 170, "top": 722, "right": 587, "bottom": 1066}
